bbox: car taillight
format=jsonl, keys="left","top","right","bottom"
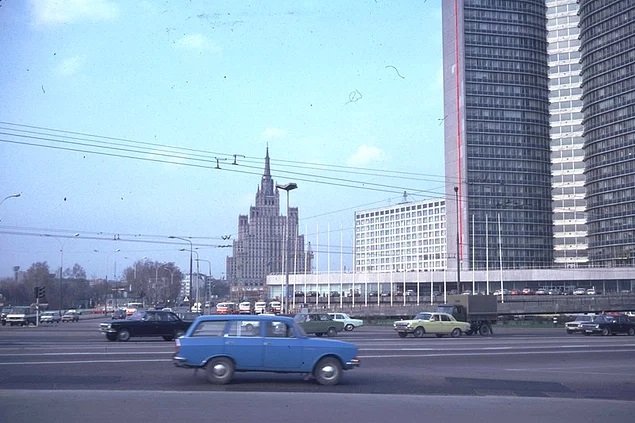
{"left": 174, "top": 338, "right": 181, "bottom": 354}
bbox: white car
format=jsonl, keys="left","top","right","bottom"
{"left": 328, "top": 312, "right": 364, "bottom": 331}
{"left": 565, "top": 314, "right": 595, "bottom": 334}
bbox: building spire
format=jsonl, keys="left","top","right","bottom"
{"left": 260, "top": 145, "right": 274, "bottom": 197}
{"left": 264, "top": 144, "right": 271, "bottom": 179}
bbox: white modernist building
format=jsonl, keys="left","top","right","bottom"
{"left": 354, "top": 198, "right": 447, "bottom": 273}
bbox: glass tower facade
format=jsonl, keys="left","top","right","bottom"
{"left": 578, "top": 0, "right": 635, "bottom": 267}
{"left": 443, "top": 0, "right": 553, "bottom": 271}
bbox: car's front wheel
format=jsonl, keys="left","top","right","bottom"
{"left": 628, "top": 328, "right": 635, "bottom": 336}
{"left": 601, "top": 328, "right": 610, "bottom": 336}
{"left": 117, "top": 329, "right": 131, "bottom": 342}
{"left": 413, "top": 327, "right": 425, "bottom": 338}
{"left": 313, "top": 357, "right": 342, "bottom": 386}
{"left": 206, "top": 357, "right": 234, "bottom": 385}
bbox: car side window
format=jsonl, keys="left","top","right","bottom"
{"left": 441, "top": 315, "right": 451, "bottom": 322}
{"left": 266, "top": 321, "right": 293, "bottom": 338}
{"left": 227, "top": 321, "right": 260, "bottom": 337}
{"left": 192, "top": 321, "right": 226, "bottom": 337}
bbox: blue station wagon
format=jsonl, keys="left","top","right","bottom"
{"left": 173, "top": 314, "right": 360, "bottom": 385}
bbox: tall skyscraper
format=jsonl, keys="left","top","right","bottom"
{"left": 225, "top": 148, "right": 311, "bottom": 297}
{"left": 547, "top": 0, "right": 588, "bottom": 266}
{"left": 578, "top": 0, "right": 635, "bottom": 267}
{"left": 442, "top": 0, "right": 554, "bottom": 271}
{"left": 443, "top": 0, "right": 635, "bottom": 271}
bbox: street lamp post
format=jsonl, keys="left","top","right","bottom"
{"left": 182, "top": 249, "right": 200, "bottom": 311}
{"left": 276, "top": 182, "right": 298, "bottom": 314}
{"left": 170, "top": 236, "right": 193, "bottom": 306}
{"left": 46, "top": 233, "right": 79, "bottom": 312}
{"left": 454, "top": 186, "right": 461, "bottom": 293}
{"left": 196, "top": 258, "right": 212, "bottom": 313}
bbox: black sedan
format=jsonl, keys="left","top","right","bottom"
{"left": 580, "top": 314, "right": 635, "bottom": 336}
{"left": 99, "top": 309, "right": 193, "bottom": 342}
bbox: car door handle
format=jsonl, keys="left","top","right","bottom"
{"left": 264, "top": 342, "right": 271, "bottom": 346}
{"left": 226, "top": 341, "right": 235, "bottom": 345}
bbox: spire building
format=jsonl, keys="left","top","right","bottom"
{"left": 225, "top": 148, "right": 311, "bottom": 298}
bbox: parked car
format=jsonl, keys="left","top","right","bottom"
{"left": 61, "top": 310, "right": 80, "bottom": 322}
{"left": 580, "top": 314, "right": 635, "bottom": 336}
{"left": 238, "top": 301, "right": 253, "bottom": 314}
{"left": 40, "top": 311, "right": 61, "bottom": 324}
{"left": 172, "top": 314, "right": 360, "bottom": 385}
{"left": 393, "top": 312, "right": 471, "bottom": 338}
{"left": 573, "top": 287, "right": 587, "bottom": 295}
{"left": 100, "top": 309, "right": 192, "bottom": 342}
{"left": 328, "top": 312, "right": 364, "bottom": 331}
{"left": 565, "top": 314, "right": 595, "bottom": 334}
{"left": 254, "top": 301, "right": 267, "bottom": 314}
{"left": 521, "top": 288, "right": 534, "bottom": 295}
{"left": 293, "top": 312, "right": 344, "bottom": 337}
{"left": 216, "top": 302, "right": 237, "bottom": 315}
{"left": 586, "top": 287, "right": 599, "bottom": 295}
{"left": 268, "top": 301, "right": 282, "bottom": 314}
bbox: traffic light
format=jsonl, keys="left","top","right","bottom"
{"left": 34, "top": 286, "right": 46, "bottom": 299}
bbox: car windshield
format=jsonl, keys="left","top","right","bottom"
{"left": 575, "top": 315, "right": 593, "bottom": 322}
{"left": 414, "top": 313, "right": 432, "bottom": 320}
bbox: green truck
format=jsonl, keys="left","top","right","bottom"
{"left": 437, "top": 295, "right": 498, "bottom": 336}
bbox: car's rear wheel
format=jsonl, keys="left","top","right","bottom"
{"left": 397, "top": 332, "right": 407, "bottom": 338}
{"left": 628, "top": 328, "right": 635, "bottom": 336}
{"left": 451, "top": 328, "right": 462, "bottom": 338}
{"left": 313, "top": 357, "right": 342, "bottom": 386}
{"left": 601, "top": 328, "right": 610, "bottom": 336}
{"left": 174, "top": 329, "right": 185, "bottom": 339}
{"left": 413, "top": 327, "right": 425, "bottom": 338}
{"left": 326, "top": 327, "right": 337, "bottom": 337}
{"left": 117, "top": 329, "right": 131, "bottom": 342}
{"left": 344, "top": 324, "right": 354, "bottom": 331}
{"left": 206, "top": 357, "right": 234, "bottom": 385}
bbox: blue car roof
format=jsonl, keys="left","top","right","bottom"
{"left": 194, "top": 314, "right": 293, "bottom": 323}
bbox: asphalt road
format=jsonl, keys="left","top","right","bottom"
{"left": 1, "top": 318, "right": 634, "bottom": 422}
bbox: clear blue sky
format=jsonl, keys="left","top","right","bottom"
{"left": 0, "top": 0, "right": 445, "bottom": 280}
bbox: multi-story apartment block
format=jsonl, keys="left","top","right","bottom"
{"left": 354, "top": 199, "right": 446, "bottom": 273}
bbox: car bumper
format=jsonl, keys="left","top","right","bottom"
{"left": 344, "top": 358, "right": 361, "bottom": 369}
{"left": 172, "top": 356, "right": 194, "bottom": 368}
